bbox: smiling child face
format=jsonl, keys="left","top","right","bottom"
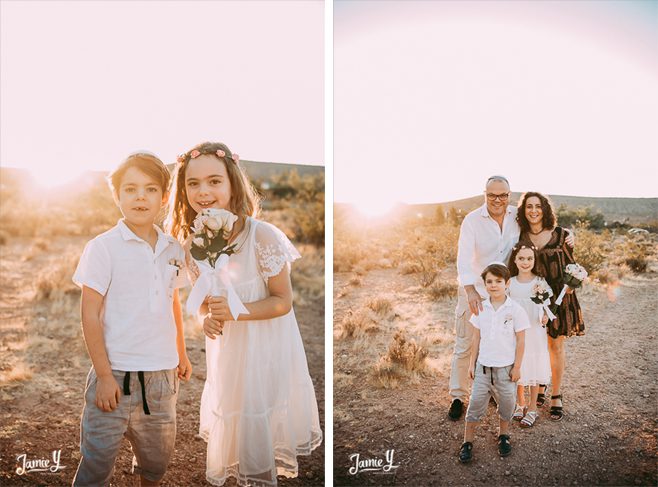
{"left": 514, "top": 247, "right": 535, "bottom": 275}
{"left": 117, "top": 166, "right": 167, "bottom": 228}
{"left": 185, "top": 155, "right": 233, "bottom": 214}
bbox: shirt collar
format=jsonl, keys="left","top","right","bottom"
{"left": 483, "top": 296, "right": 513, "bottom": 310}
{"left": 479, "top": 203, "right": 513, "bottom": 218}
{"left": 117, "top": 219, "right": 176, "bottom": 255}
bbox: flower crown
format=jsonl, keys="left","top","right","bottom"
{"left": 513, "top": 243, "right": 538, "bottom": 251}
{"left": 176, "top": 148, "right": 240, "bottom": 165}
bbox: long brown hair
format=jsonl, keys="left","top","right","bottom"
{"left": 516, "top": 191, "right": 557, "bottom": 234}
{"left": 165, "top": 142, "right": 261, "bottom": 242}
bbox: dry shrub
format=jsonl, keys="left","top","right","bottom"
{"left": 400, "top": 262, "right": 422, "bottom": 275}
{"left": 291, "top": 244, "right": 324, "bottom": 301}
{"left": 386, "top": 330, "right": 429, "bottom": 372}
{"left": 0, "top": 230, "right": 7, "bottom": 245}
{"left": 353, "top": 265, "right": 367, "bottom": 276}
{"left": 625, "top": 257, "right": 648, "bottom": 273}
{"left": 371, "top": 331, "right": 430, "bottom": 388}
{"left": 418, "top": 257, "right": 437, "bottom": 287}
{"left": 371, "top": 359, "right": 404, "bottom": 389}
{"left": 428, "top": 280, "right": 458, "bottom": 300}
{"left": 366, "top": 297, "right": 392, "bottom": 315}
{"left": 35, "top": 254, "right": 80, "bottom": 301}
{"left": 339, "top": 309, "right": 378, "bottom": 339}
{"left": 0, "top": 362, "right": 33, "bottom": 384}
{"left": 572, "top": 225, "right": 609, "bottom": 275}
{"left": 348, "top": 275, "right": 362, "bottom": 286}
{"left": 596, "top": 265, "right": 628, "bottom": 285}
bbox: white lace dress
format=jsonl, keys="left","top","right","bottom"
{"left": 185, "top": 218, "right": 323, "bottom": 487}
{"left": 509, "top": 276, "right": 552, "bottom": 387}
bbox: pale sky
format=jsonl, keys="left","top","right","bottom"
{"left": 0, "top": 1, "right": 323, "bottom": 186}
{"left": 335, "top": 0, "right": 658, "bottom": 211}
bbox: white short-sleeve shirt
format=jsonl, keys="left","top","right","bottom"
{"left": 457, "top": 204, "right": 520, "bottom": 297}
{"left": 469, "top": 297, "right": 530, "bottom": 367}
{"left": 73, "top": 220, "right": 188, "bottom": 371}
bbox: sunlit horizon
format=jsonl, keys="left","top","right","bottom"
{"left": 1, "top": 1, "right": 324, "bottom": 179}
{"left": 335, "top": 1, "right": 658, "bottom": 206}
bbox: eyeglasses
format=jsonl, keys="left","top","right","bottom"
{"left": 485, "top": 192, "right": 510, "bottom": 201}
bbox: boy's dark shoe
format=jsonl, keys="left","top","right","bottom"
{"left": 448, "top": 399, "right": 464, "bottom": 421}
{"left": 458, "top": 442, "right": 473, "bottom": 463}
{"left": 498, "top": 434, "right": 512, "bottom": 457}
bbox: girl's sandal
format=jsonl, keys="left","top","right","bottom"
{"left": 536, "top": 384, "right": 547, "bottom": 407}
{"left": 512, "top": 404, "right": 526, "bottom": 421}
{"left": 549, "top": 395, "right": 564, "bottom": 421}
{"left": 520, "top": 410, "right": 539, "bottom": 428}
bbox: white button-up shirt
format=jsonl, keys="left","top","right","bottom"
{"left": 469, "top": 297, "right": 530, "bottom": 367}
{"left": 73, "top": 220, "right": 188, "bottom": 371}
{"left": 456, "top": 204, "right": 520, "bottom": 297}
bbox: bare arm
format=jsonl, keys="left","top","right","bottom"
{"left": 468, "top": 328, "right": 481, "bottom": 379}
{"left": 510, "top": 330, "right": 525, "bottom": 382}
{"left": 173, "top": 290, "right": 192, "bottom": 380}
{"left": 207, "top": 267, "right": 293, "bottom": 324}
{"left": 80, "top": 286, "right": 120, "bottom": 412}
{"left": 464, "top": 285, "right": 484, "bottom": 315}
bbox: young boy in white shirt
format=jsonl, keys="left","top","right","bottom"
{"left": 72, "top": 152, "right": 191, "bottom": 486}
{"left": 459, "top": 263, "right": 530, "bottom": 463}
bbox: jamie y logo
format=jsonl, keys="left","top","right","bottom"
{"left": 15, "top": 449, "right": 66, "bottom": 475}
{"left": 348, "top": 449, "right": 400, "bottom": 475}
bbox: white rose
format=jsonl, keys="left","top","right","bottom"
{"left": 206, "top": 217, "right": 221, "bottom": 231}
{"left": 192, "top": 237, "right": 205, "bottom": 247}
{"left": 207, "top": 209, "right": 238, "bottom": 232}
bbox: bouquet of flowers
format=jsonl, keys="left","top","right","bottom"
{"left": 530, "top": 278, "right": 556, "bottom": 324}
{"left": 185, "top": 209, "right": 249, "bottom": 322}
{"left": 189, "top": 209, "right": 238, "bottom": 266}
{"left": 554, "top": 263, "right": 588, "bottom": 306}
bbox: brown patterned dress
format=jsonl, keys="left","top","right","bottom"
{"left": 521, "top": 226, "right": 585, "bottom": 339}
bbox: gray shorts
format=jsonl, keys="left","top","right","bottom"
{"left": 72, "top": 367, "right": 178, "bottom": 486}
{"left": 465, "top": 362, "right": 517, "bottom": 422}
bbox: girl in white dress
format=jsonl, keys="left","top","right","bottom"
{"left": 508, "top": 244, "right": 552, "bottom": 428}
{"left": 166, "top": 142, "right": 322, "bottom": 486}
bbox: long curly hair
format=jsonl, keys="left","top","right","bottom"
{"left": 165, "top": 142, "right": 261, "bottom": 242}
{"left": 516, "top": 191, "right": 557, "bottom": 234}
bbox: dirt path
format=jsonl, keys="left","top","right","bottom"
{"left": 333, "top": 267, "right": 657, "bottom": 486}
{"left": 0, "top": 237, "right": 324, "bottom": 486}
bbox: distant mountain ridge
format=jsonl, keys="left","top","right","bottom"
{"left": 337, "top": 193, "right": 658, "bottom": 224}
{"left": 1, "top": 160, "right": 324, "bottom": 190}
{"left": 422, "top": 193, "right": 657, "bottom": 224}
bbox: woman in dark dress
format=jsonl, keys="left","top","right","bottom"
{"left": 517, "top": 192, "right": 585, "bottom": 421}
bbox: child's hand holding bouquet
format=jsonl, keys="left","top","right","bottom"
{"left": 530, "top": 278, "right": 556, "bottom": 325}
{"left": 186, "top": 209, "right": 249, "bottom": 327}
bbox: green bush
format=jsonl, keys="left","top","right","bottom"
{"left": 557, "top": 205, "right": 606, "bottom": 230}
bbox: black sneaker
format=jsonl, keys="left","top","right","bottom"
{"left": 458, "top": 442, "right": 473, "bottom": 463}
{"left": 448, "top": 399, "right": 464, "bottom": 421}
{"left": 498, "top": 434, "right": 512, "bottom": 457}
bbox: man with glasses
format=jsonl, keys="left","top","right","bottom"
{"left": 447, "top": 175, "right": 577, "bottom": 421}
{"left": 448, "top": 176, "right": 517, "bottom": 420}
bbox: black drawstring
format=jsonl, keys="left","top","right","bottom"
{"left": 123, "top": 371, "right": 151, "bottom": 415}
{"left": 482, "top": 365, "right": 494, "bottom": 385}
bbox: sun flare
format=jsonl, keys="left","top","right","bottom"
{"left": 352, "top": 199, "right": 395, "bottom": 219}
{"left": 28, "top": 166, "right": 87, "bottom": 190}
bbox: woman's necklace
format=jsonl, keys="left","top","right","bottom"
{"left": 529, "top": 226, "right": 545, "bottom": 235}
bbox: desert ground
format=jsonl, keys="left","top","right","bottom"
{"left": 333, "top": 225, "right": 657, "bottom": 486}
{"left": 0, "top": 235, "right": 324, "bottom": 486}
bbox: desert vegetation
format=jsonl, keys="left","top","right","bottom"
{"left": 0, "top": 165, "right": 324, "bottom": 486}
{"left": 333, "top": 198, "right": 657, "bottom": 486}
